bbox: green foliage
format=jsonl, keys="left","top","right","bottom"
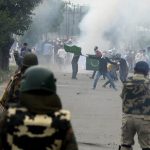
{"left": 0, "top": 0, "right": 41, "bottom": 36}
{"left": 0, "top": 0, "right": 42, "bottom": 47}
{"left": 0, "top": 0, "right": 42, "bottom": 70}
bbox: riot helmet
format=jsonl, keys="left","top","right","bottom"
{"left": 134, "top": 61, "right": 149, "bottom": 76}
{"left": 22, "top": 52, "right": 38, "bottom": 67}
{"left": 20, "top": 66, "right": 56, "bottom": 94}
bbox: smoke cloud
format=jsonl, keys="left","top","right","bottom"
{"left": 74, "top": 0, "right": 150, "bottom": 54}
{"left": 23, "top": 0, "right": 63, "bottom": 45}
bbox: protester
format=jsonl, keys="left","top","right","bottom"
{"left": 71, "top": 54, "right": 80, "bottom": 79}
{"left": 135, "top": 49, "right": 149, "bottom": 64}
{"left": 115, "top": 53, "right": 128, "bottom": 83}
{"left": 89, "top": 52, "right": 117, "bottom": 90}
{"left": 57, "top": 45, "right": 67, "bottom": 71}
{"left": 42, "top": 40, "right": 54, "bottom": 64}
{"left": 90, "top": 46, "right": 102, "bottom": 79}
{"left": 102, "top": 62, "right": 118, "bottom": 88}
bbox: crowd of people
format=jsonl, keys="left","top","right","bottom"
{"left": 11, "top": 38, "right": 75, "bottom": 71}
{"left": 0, "top": 41, "right": 150, "bottom": 150}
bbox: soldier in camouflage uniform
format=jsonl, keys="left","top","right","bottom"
{"left": 119, "top": 61, "right": 150, "bottom": 150}
{"left": 0, "top": 53, "right": 38, "bottom": 108}
{"left": 0, "top": 66, "right": 78, "bottom": 150}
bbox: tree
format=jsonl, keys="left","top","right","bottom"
{"left": 0, "top": 0, "right": 41, "bottom": 70}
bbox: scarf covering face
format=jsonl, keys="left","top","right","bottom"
{"left": 20, "top": 93, "right": 62, "bottom": 114}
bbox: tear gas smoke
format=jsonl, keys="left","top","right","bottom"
{"left": 32, "top": 0, "right": 63, "bottom": 37}
{"left": 25, "top": 0, "right": 64, "bottom": 70}
{"left": 71, "top": 0, "right": 150, "bottom": 54}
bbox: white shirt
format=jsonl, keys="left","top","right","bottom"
{"left": 57, "top": 48, "right": 67, "bottom": 59}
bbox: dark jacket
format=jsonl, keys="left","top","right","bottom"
{"left": 89, "top": 56, "right": 116, "bottom": 73}
{"left": 71, "top": 54, "right": 80, "bottom": 64}
{"left": 119, "top": 58, "right": 128, "bottom": 75}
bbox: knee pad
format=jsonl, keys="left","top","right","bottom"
{"left": 119, "top": 145, "right": 132, "bottom": 150}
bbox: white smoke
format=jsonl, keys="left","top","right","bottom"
{"left": 70, "top": 0, "right": 150, "bottom": 54}
{"left": 77, "top": 0, "right": 119, "bottom": 53}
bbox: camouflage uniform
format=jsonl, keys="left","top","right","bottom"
{"left": 1, "top": 107, "right": 78, "bottom": 150}
{"left": 119, "top": 74, "right": 150, "bottom": 150}
{"left": 0, "top": 71, "right": 22, "bottom": 107}
{"left": 0, "top": 53, "right": 38, "bottom": 108}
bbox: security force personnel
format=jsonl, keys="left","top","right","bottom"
{"left": 119, "top": 61, "right": 150, "bottom": 150}
{"left": 0, "top": 53, "right": 38, "bottom": 108}
{"left": 0, "top": 66, "right": 78, "bottom": 150}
